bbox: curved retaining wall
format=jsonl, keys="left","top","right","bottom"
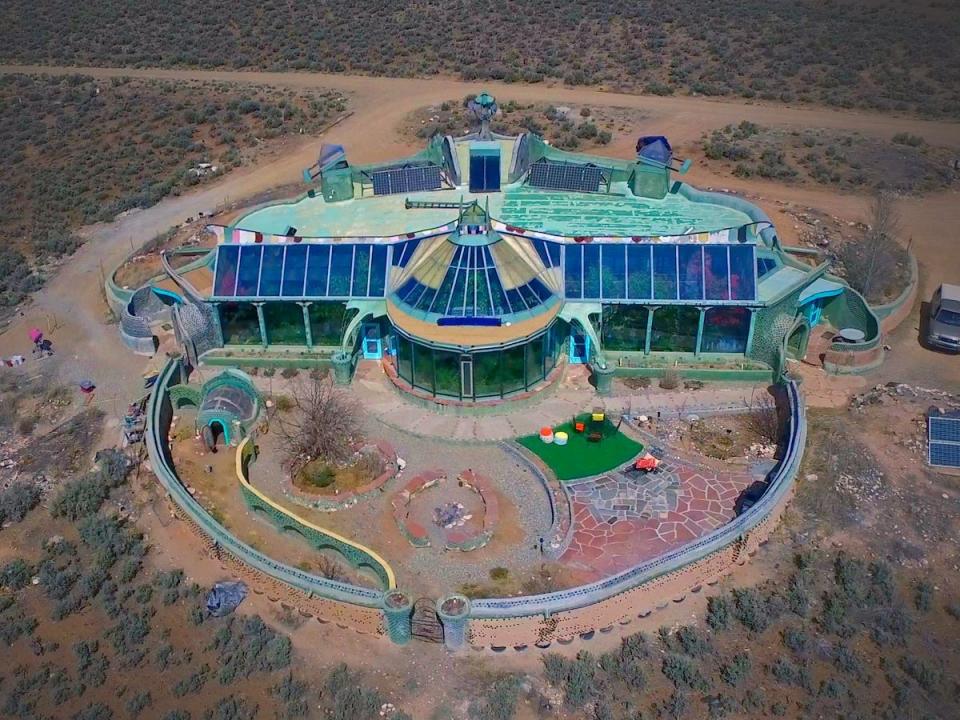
{"left": 235, "top": 438, "right": 397, "bottom": 589}
{"left": 465, "top": 379, "right": 805, "bottom": 647}
{"left": 146, "top": 359, "right": 389, "bottom": 623}
{"left": 872, "top": 249, "right": 919, "bottom": 334}
{"left": 147, "top": 358, "right": 806, "bottom": 648}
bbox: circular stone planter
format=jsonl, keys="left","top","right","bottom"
{"left": 437, "top": 594, "right": 471, "bottom": 650}
{"left": 382, "top": 590, "right": 414, "bottom": 645}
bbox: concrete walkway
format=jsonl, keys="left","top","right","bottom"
{"left": 350, "top": 361, "right": 768, "bottom": 443}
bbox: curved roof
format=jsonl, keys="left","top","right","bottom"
{"left": 390, "top": 232, "right": 562, "bottom": 321}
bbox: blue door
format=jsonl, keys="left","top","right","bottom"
{"left": 569, "top": 327, "right": 591, "bottom": 364}
{"left": 803, "top": 300, "right": 823, "bottom": 327}
{"left": 361, "top": 323, "right": 382, "bottom": 359}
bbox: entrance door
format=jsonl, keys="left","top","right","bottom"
{"left": 802, "top": 300, "right": 823, "bottom": 327}
{"left": 460, "top": 355, "right": 473, "bottom": 399}
{"left": 569, "top": 327, "right": 591, "bottom": 364}
{"left": 410, "top": 598, "right": 444, "bottom": 643}
{"left": 361, "top": 323, "right": 382, "bottom": 359}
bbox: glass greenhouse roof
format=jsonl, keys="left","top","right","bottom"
{"left": 212, "top": 243, "right": 388, "bottom": 299}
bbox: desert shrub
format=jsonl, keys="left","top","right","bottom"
{"left": 899, "top": 656, "right": 940, "bottom": 691}
{"left": 743, "top": 688, "right": 765, "bottom": 711}
{"left": 833, "top": 643, "right": 864, "bottom": 677}
{"left": 783, "top": 627, "right": 810, "bottom": 655}
{"left": 542, "top": 653, "right": 568, "bottom": 686}
{"left": 0, "top": 481, "right": 41, "bottom": 523}
{"left": 732, "top": 587, "right": 781, "bottom": 633}
{"left": 661, "top": 690, "right": 688, "bottom": 720}
{"left": 599, "top": 633, "right": 650, "bottom": 690}
{"left": 719, "top": 653, "right": 752, "bottom": 687}
{"left": 892, "top": 133, "right": 925, "bottom": 146}
{"left": 0, "top": 558, "right": 31, "bottom": 590}
{"left": 319, "top": 664, "right": 387, "bottom": 720}
{"left": 946, "top": 602, "right": 960, "bottom": 621}
{"left": 212, "top": 615, "right": 292, "bottom": 685}
{"left": 819, "top": 677, "right": 848, "bottom": 699}
{"left": 174, "top": 664, "right": 211, "bottom": 697}
{"left": 106, "top": 609, "right": 152, "bottom": 658}
{"left": 706, "top": 595, "right": 731, "bottom": 630}
{"left": 472, "top": 675, "right": 522, "bottom": 720}
{"left": 770, "top": 657, "right": 811, "bottom": 691}
{"left": 659, "top": 625, "right": 711, "bottom": 657}
{"left": 203, "top": 695, "right": 258, "bottom": 720}
{"left": 163, "top": 588, "right": 181, "bottom": 606}
{"left": 126, "top": 691, "right": 151, "bottom": 716}
{"left": 0, "top": 604, "right": 38, "bottom": 645}
{"left": 280, "top": 367, "right": 299, "bottom": 379}
{"left": 78, "top": 515, "right": 146, "bottom": 569}
{"left": 869, "top": 605, "right": 913, "bottom": 647}
{"left": 73, "top": 703, "right": 113, "bottom": 720}
{"left": 489, "top": 567, "right": 509, "bottom": 582}
{"left": 662, "top": 654, "right": 709, "bottom": 691}
{"left": 659, "top": 369, "right": 681, "bottom": 390}
{"left": 913, "top": 580, "right": 933, "bottom": 612}
{"left": 705, "top": 693, "right": 740, "bottom": 718}
{"left": 272, "top": 673, "right": 309, "bottom": 718}
{"left": 163, "top": 712, "right": 191, "bottom": 720}
{"left": 154, "top": 569, "right": 184, "bottom": 589}
{"left": 135, "top": 585, "right": 153, "bottom": 604}
{"left": 298, "top": 460, "right": 336, "bottom": 489}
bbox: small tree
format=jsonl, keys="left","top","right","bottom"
{"left": 274, "top": 374, "right": 362, "bottom": 474}
{"left": 837, "top": 192, "right": 907, "bottom": 303}
{"left": 745, "top": 389, "right": 780, "bottom": 443}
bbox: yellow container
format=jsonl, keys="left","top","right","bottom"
{"left": 591, "top": 412, "right": 605, "bottom": 422}
{"left": 554, "top": 431, "right": 569, "bottom": 446}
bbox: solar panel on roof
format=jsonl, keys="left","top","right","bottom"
{"left": 528, "top": 161, "right": 601, "bottom": 193}
{"left": 928, "top": 414, "right": 960, "bottom": 468}
{"left": 371, "top": 165, "right": 441, "bottom": 195}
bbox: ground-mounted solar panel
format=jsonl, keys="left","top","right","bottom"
{"left": 528, "top": 160, "right": 601, "bottom": 193}
{"left": 371, "top": 165, "right": 442, "bottom": 195}
{"left": 928, "top": 414, "right": 960, "bottom": 468}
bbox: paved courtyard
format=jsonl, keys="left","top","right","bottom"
{"left": 559, "top": 447, "right": 763, "bottom": 580}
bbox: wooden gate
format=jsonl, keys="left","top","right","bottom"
{"left": 411, "top": 598, "right": 444, "bottom": 643}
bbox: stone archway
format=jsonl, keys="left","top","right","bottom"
{"left": 410, "top": 598, "right": 444, "bottom": 643}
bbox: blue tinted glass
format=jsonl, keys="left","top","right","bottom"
{"left": 305, "top": 245, "right": 330, "bottom": 296}
{"left": 430, "top": 247, "right": 461, "bottom": 313}
{"left": 214, "top": 245, "right": 240, "bottom": 296}
{"left": 281, "top": 244, "right": 307, "bottom": 297}
{"left": 677, "top": 245, "right": 704, "bottom": 300}
{"left": 328, "top": 245, "right": 353, "bottom": 296}
{"left": 447, "top": 262, "right": 468, "bottom": 315}
{"left": 369, "top": 245, "right": 387, "bottom": 296}
{"left": 397, "top": 278, "right": 420, "bottom": 303}
{"left": 626, "top": 244, "right": 651, "bottom": 300}
{"left": 506, "top": 288, "right": 526, "bottom": 311}
{"left": 518, "top": 282, "right": 539, "bottom": 308}
{"left": 258, "top": 245, "right": 284, "bottom": 296}
{"left": 235, "top": 245, "right": 263, "bottom": 296}
{"left": 583, "top": 244, "right": 601, "bottom": 298}
{"left": 395, "top": 239, "right": 420, "bottom": 267}
{"left": 704, "top": 246, "right": 730, "bottom": 300}
{"left": 488, "top": 268, "right": 510, "bottom": 314}
{"left": 475, "top": 270, "right": 492, "bottom": 315}
{"left": 564, "top": 245, "right": 582, "bottom": 299}
{"left": 352, "top": 245, "right": 371, "bottom": 296}
{"left": 653, "top": 245, "right": 678, "bottom": 300}
{"left": 532, "top": 239, "right": 552, "bottom": 268}
{"left": 547, "top": 242, "right": 562, "bottom": 267}
{"left": 529, "top": 277, "right": 552, "bottom": 302}
{"left": 600, "top": 244, "right": 626, "bottom": 299}
{"left": 729, "top": 245, "right": 756, "bottom": 301}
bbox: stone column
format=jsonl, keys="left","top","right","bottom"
{"left": 331, "top": 350, "right": 353, "bottom": 385}
{"left": 437, "top": 594, "right": 471, "bottom": 651}
{"left": 254, "top": 303, "right": 268, "bottom": 348}
{"left": 300, "top": 302, "right": 313, "bottom": 349}
{"left": 382, "top": 590, "right": 413, "bottom": 645}
{"left": 745, "top": 307, "right": 758, "bottom": 356}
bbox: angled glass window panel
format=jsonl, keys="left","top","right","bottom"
{"left": 397, "top": 278, "right": 421, "bottom": 303}
{"left": 729, "top": 245, "right": 757, "bottom": 301}
{"left": 430, "top": 247, "right": 461, "bottom": 313}
{"left": 352, "top": 244, "right": 371, "bottom": 296}
{"left": 532, "top": 239, "right": 552, "bottom": 268}
{"left": 653, "top": 244, "right": 678, "bottom": 300}
{"left": 304, "top": 244, "right": 331, "bottom": 296}
{"left": 518, "top": 281, "right": 540, "bottom": 308}
{"left": 677, "top": 245, "right": 704, "bottom": 300}
{"left": 582, "top": 244, "right": 601, "bottom": 298}
{"left": 704, "top": 245, "right": 730, "bottom": 300}
{"left": 447, "top": 260, "right": 469, "bottom": 315}
{"left": 235, "top": 245, "right": 263, "bottom": 297}
{"left": 394, "top": 238, "right": 420, "bottom": 267}
{"left": 564, "top": 244, "right": 583, "bottom": 299}
{"left": 462, "top": 252, "right": 477, "bottom": 315}
{"left": 369, "top": 245, "right": 388, "bottom": 297}
{"left": 418, "top": 286, "right": 437, "bottom": 310}
{"left": 328, "top": 245, "right": 353, "bottom": 296}
{"left": 505, "top": 288, "right": 527, "bottom": 311}
{"left": 529, "top": 277, "right": 552, "bottom": 302}
{"left": 701, "top": 306, "right": 750, "bottom": 353}
{"left": 280, "top": 244, "right": 308, "bottom": 297}
{"left": 756, "top": 255, "right": 778, "bottom": 279}
{"left": 258, "top": 245, "right": 285, "bottom": 297}
{"left": 488, "top": 268, "right": 510, "bottom": 314}
{"left": 600, "top": 244, "right": 626, "bottom": 299}
{"left": 547, "top": 241, "right": 562, "bottom": 267}
{"left": 214, "top": 245, "right": 240, "bottom": 296}
{"left": 626, "top": 244, "right": 652, "bottom": 300}
{"left": 474, "top": 270, "right": 492, "bottom": 315}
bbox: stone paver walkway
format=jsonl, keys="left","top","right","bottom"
{"left": 350, "top": 361, "right": 767, "bottom": 442}
{"left": 559, "top": 447, "right": 760, "bottom": 581}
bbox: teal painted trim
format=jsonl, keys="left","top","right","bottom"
{"left": 152, "top": 287, "right": 184, "bottom": 304}
{"left": 694, "top": 308, "right": 706, "bottom": 357}
{"left": 255, "top": 303, "right": 268, "bottom": 348}
{"left": 799, "top": 289, "right": 843, "bottom": 306}
{"left": 613, "top": 366, "right": 774, "bottom": 383}
{"left": 745, "top": 308, "right": 757, "bottom": 355}
{"left": 301, "top": 303, "right": 313, "bottom": 348}
{"left": 644, "top": 309, "right": 655, "bottom": 355}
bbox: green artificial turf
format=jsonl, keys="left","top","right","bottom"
{"left": 517, "top": 414, "right": 643, "bottom": 481}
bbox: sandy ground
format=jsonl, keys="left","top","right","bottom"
{"left": 0, "top": 65, "right": 958, "bottom": 713}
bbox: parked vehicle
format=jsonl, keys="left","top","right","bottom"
{"left": 927, "top": 283, "right": 960, "bottom": 351}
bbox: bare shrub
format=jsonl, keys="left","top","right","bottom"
{"left": 660, "top": 369, "right": 682, "bottom": 390}
{"left": 836, "top": 193, "right": 908, "bottom": 303}
{"left": 315, "top": 555, "right": 350, "bottom": 584}
{"left": 745, "top": 389, "right": 781, "bottom": 443}
{"left": 274, "top": 375, "right": 362, "bottom": 475}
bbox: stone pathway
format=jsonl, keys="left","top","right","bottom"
{"left": 350, "top": 361, "right": 767, "bottom": 442}
{"left": 559, "top": 445, "right": 761, "bottom": 581}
